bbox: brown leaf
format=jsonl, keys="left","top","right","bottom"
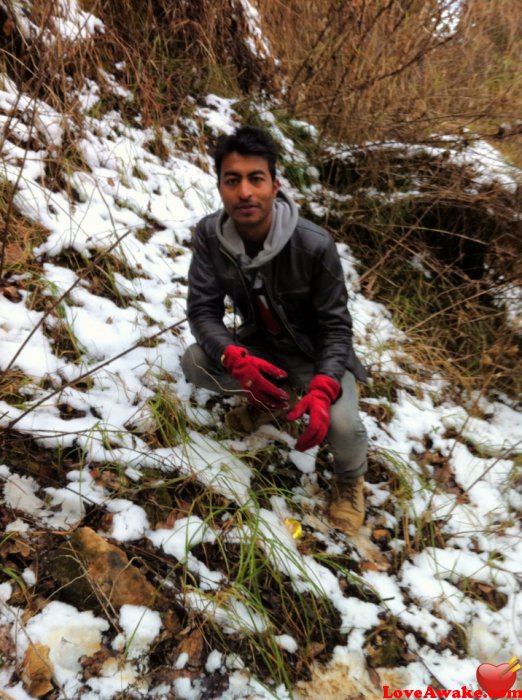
{"left": 98, "top": 512, "right": 114, "bottom": 531}
{"left": 3, "top": 18, "right": 15, "bottom": 36}
{"left": 156, "top": 510, "right": 179, "bottom": 530}
{"left": 80, "top": 648, "right": 113, "bottom": 680}
{"left": 156, "top": 508, "right": 190, "bottom": 530}
{"left": 0, "top": 624, "right": 16, "bottom": 660}
{"left": 307, "top": 641, "right": 325, "bottom": 658}
{"left": 175, "top": 498, "right": 197, "bottom": 515}
{"left": 48, "top": 527, "right": 160, "bottom": 610}
{"left": 174, "top": 628, "right": 204, "bottom": 671}
{"left": 2, "top": 285, "right": 23, "bottom": 302}
{"left": 21, "top": 643, "right": 53, "bottom": 698}
{"left": 372, "top": 528, "right": 391, "bottom": 540}
{"left": 0, "top": 534, "right": 31, "bottom": 559}
{"left": 165, "top": 630, "right": 205, "bottom": 683}
{"left": 367, "top": 665, "right": 382, "bottom": 690}
{"left": 20, "top": 596, "right": 48, "bottom": 625}
{"left": 92, "top": 468, "right": 128, "bottom": 491}
{"left": 433, "top": 459, "right": 455, "bottom": 485}
{"left": 162, "top": 609, "right": 183, "bottom": 636}
{"left": 360, "top": 560, "right": 382, "bottom": 572}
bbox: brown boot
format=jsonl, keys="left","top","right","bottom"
{"left": 329, "top": 476, "right": 365, "bottom": 535}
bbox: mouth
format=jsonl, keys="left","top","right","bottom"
{"left": 236, "top": 204, "right": 259, "bottom": 213}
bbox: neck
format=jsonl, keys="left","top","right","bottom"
{"left": 236, "top": 210, "right": 273, "bottom": 244}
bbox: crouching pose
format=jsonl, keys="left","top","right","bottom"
{"left": 181, "top": 125, "right": 368, "bottom": 535}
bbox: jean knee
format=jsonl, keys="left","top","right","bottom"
{"left": 180, "top": 344, "right": 205, "bottom": 383}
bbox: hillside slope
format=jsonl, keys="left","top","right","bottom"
{"left": 0, "top": 2, "right": 521, "bottom": 699}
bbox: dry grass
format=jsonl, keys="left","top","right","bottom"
{"left": 0, "top": 0, "right": 276, "bottom": 136}
{"left": 2, "top": 0, "right": 519, "bottom": 147}
{"left": 335, "top": 197, "right": 521, "bottom": 400}
{"left": 284, "top": 131, "right": 522, "bottom": 403}
{"left": 259, "top": 0, "right": 522, "bottom": 152}
{"left": 76, "top": 0, "right": 280, "bottom": 126}
{"left": 0, "top": 210, "right": 47, "bottom": 277}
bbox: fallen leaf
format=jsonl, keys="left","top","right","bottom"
{"left": 372, "top": 528, "right": 391, "bottom": 540}
{"left": 0, "top": 534, "right": 31, "bottom": 558}
{"left": 3, "top": 17, "right": 15, "bottom": 36}
{"left": 174, "top": 628, "right": 204, "bottom": 670}
{"left": 80, "top": 647, "right": 113, "bottom": 680}
{"left": 21, "top": 643, "right": 53, "bottom": 697}
{"left": 368, "top": 665, "right": 382, "bottom": 690}
{"left": 360, "top": 560, "right": 382, "bottom": 572}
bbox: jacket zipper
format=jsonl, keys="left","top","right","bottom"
{"left": 262, "top": 269, "right": 315, "bottom": 360}
{"left": 221, "top": 246, "right": 315, "bottom": 360}
{"left": 221, "top": 246, "right": 257, "bottom": 326}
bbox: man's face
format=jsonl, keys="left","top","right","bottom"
{"left": 218, "top": 152, "right": 279, "bottom": 242}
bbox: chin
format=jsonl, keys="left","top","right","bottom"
{"left": 234, "top": 215, "right": 261, "bottom": 227}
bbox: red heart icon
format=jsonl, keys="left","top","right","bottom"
{"left": 476, "top": 662, "right": 517, "bottom": 699}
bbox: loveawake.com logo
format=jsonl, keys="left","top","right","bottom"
{"left": 383, "top": 656, "right": 521, "bottom": 699}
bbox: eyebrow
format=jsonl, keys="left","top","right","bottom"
{"left": 222, "top": 169, "right": 267, "bottom": 177}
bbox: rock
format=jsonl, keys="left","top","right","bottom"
{"left": 21, "top": 643, "right": 53, "bottom": 697}
{"left": 48, "top": 527, "right": 158, "bottom": 610}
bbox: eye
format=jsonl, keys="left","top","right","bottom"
{"left": 224, "top": 177, "right": 239, "bottom": 186}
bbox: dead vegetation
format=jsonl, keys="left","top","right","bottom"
{"left": 0, "top": 0, "right": 520, "bottom": 697}
{"left": 0, "top": 430, "right": 370, "bottom": 692}
{"left": 260, "top": 0, "right": 522, "bottom": 152}
{"left": 311, "top": 141, "right": 522, "bottom": 400}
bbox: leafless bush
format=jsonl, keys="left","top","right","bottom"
{"left": 317, "top": 142, "right": 522, "bottom": 399}
{"left": 260, "top": 0, "right": 522, "bottom": 150}
{"left": 78, "top": 0, "right": 280, "bottom": 126}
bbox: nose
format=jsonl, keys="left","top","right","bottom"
{"left": 238, "top": 178, "right": 253, "bottom": 199}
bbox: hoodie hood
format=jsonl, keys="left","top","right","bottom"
{"left": 215, "top": 191, "right": 299, "bottom": 270}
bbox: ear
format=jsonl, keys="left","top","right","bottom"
{"left": 273, "top": 177, "right": 280, "bottom": 196}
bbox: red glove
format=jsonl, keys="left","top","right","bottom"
{"left": 222, "top": 345, "right": 289, "bottom": 409}
{"left": 287, "top": 374, "right": 341, "bottom": 451}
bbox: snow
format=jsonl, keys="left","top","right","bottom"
{"left": 0, "top": 1, "right": 520, "bottom": 699}
{"left": 118, "top": 605, "right": 163, "bottom": 659}
{"left": 22, "top": 602, "right": 109, "bottom": 696}
{"left": 326, "top": 134, "right": 521, "bottom": 196}
{"left": 107, "top": 499, "right": 150, "bottom": 541}
{"left": 195, "top": 94, "right": 238, "bottom": 135}
{"left": 205, "top": 649, "right": 223, "bottom": 672}
{"left": 148, "top": 515, "right": 217, "bottom": 561}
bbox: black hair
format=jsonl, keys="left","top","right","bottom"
{"left": 214, "top": 125, "right": 279, "bottom": 181}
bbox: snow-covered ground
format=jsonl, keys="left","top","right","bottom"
{"left": 0, "top": 2, "right": 521, "bottom": 699}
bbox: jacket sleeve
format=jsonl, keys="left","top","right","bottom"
{"left": 186, "top": 224, "right": 234, "bottom": 364}
{"left": 310, "top": 236, "right": 357, "bottom": 382}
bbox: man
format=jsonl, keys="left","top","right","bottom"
{"left": 181, "top": 125, "right": 368, "bottom": 535}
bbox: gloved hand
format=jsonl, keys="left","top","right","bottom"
{"left": 287, "top": 374, "right": 341, "bottom": 451}
{"left": 222, "top": 345, "right": 289, "bottom": 409}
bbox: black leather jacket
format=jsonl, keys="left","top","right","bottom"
{"left": 186, "top": 211, "right": 367, "bottom": 383}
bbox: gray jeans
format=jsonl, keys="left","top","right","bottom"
{"left": 181, "top": 342, "right": 368, "bottom": 482}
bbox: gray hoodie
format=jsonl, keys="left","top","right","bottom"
{"left": 215, "top": 191, "right": 299, "bottom": 270}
